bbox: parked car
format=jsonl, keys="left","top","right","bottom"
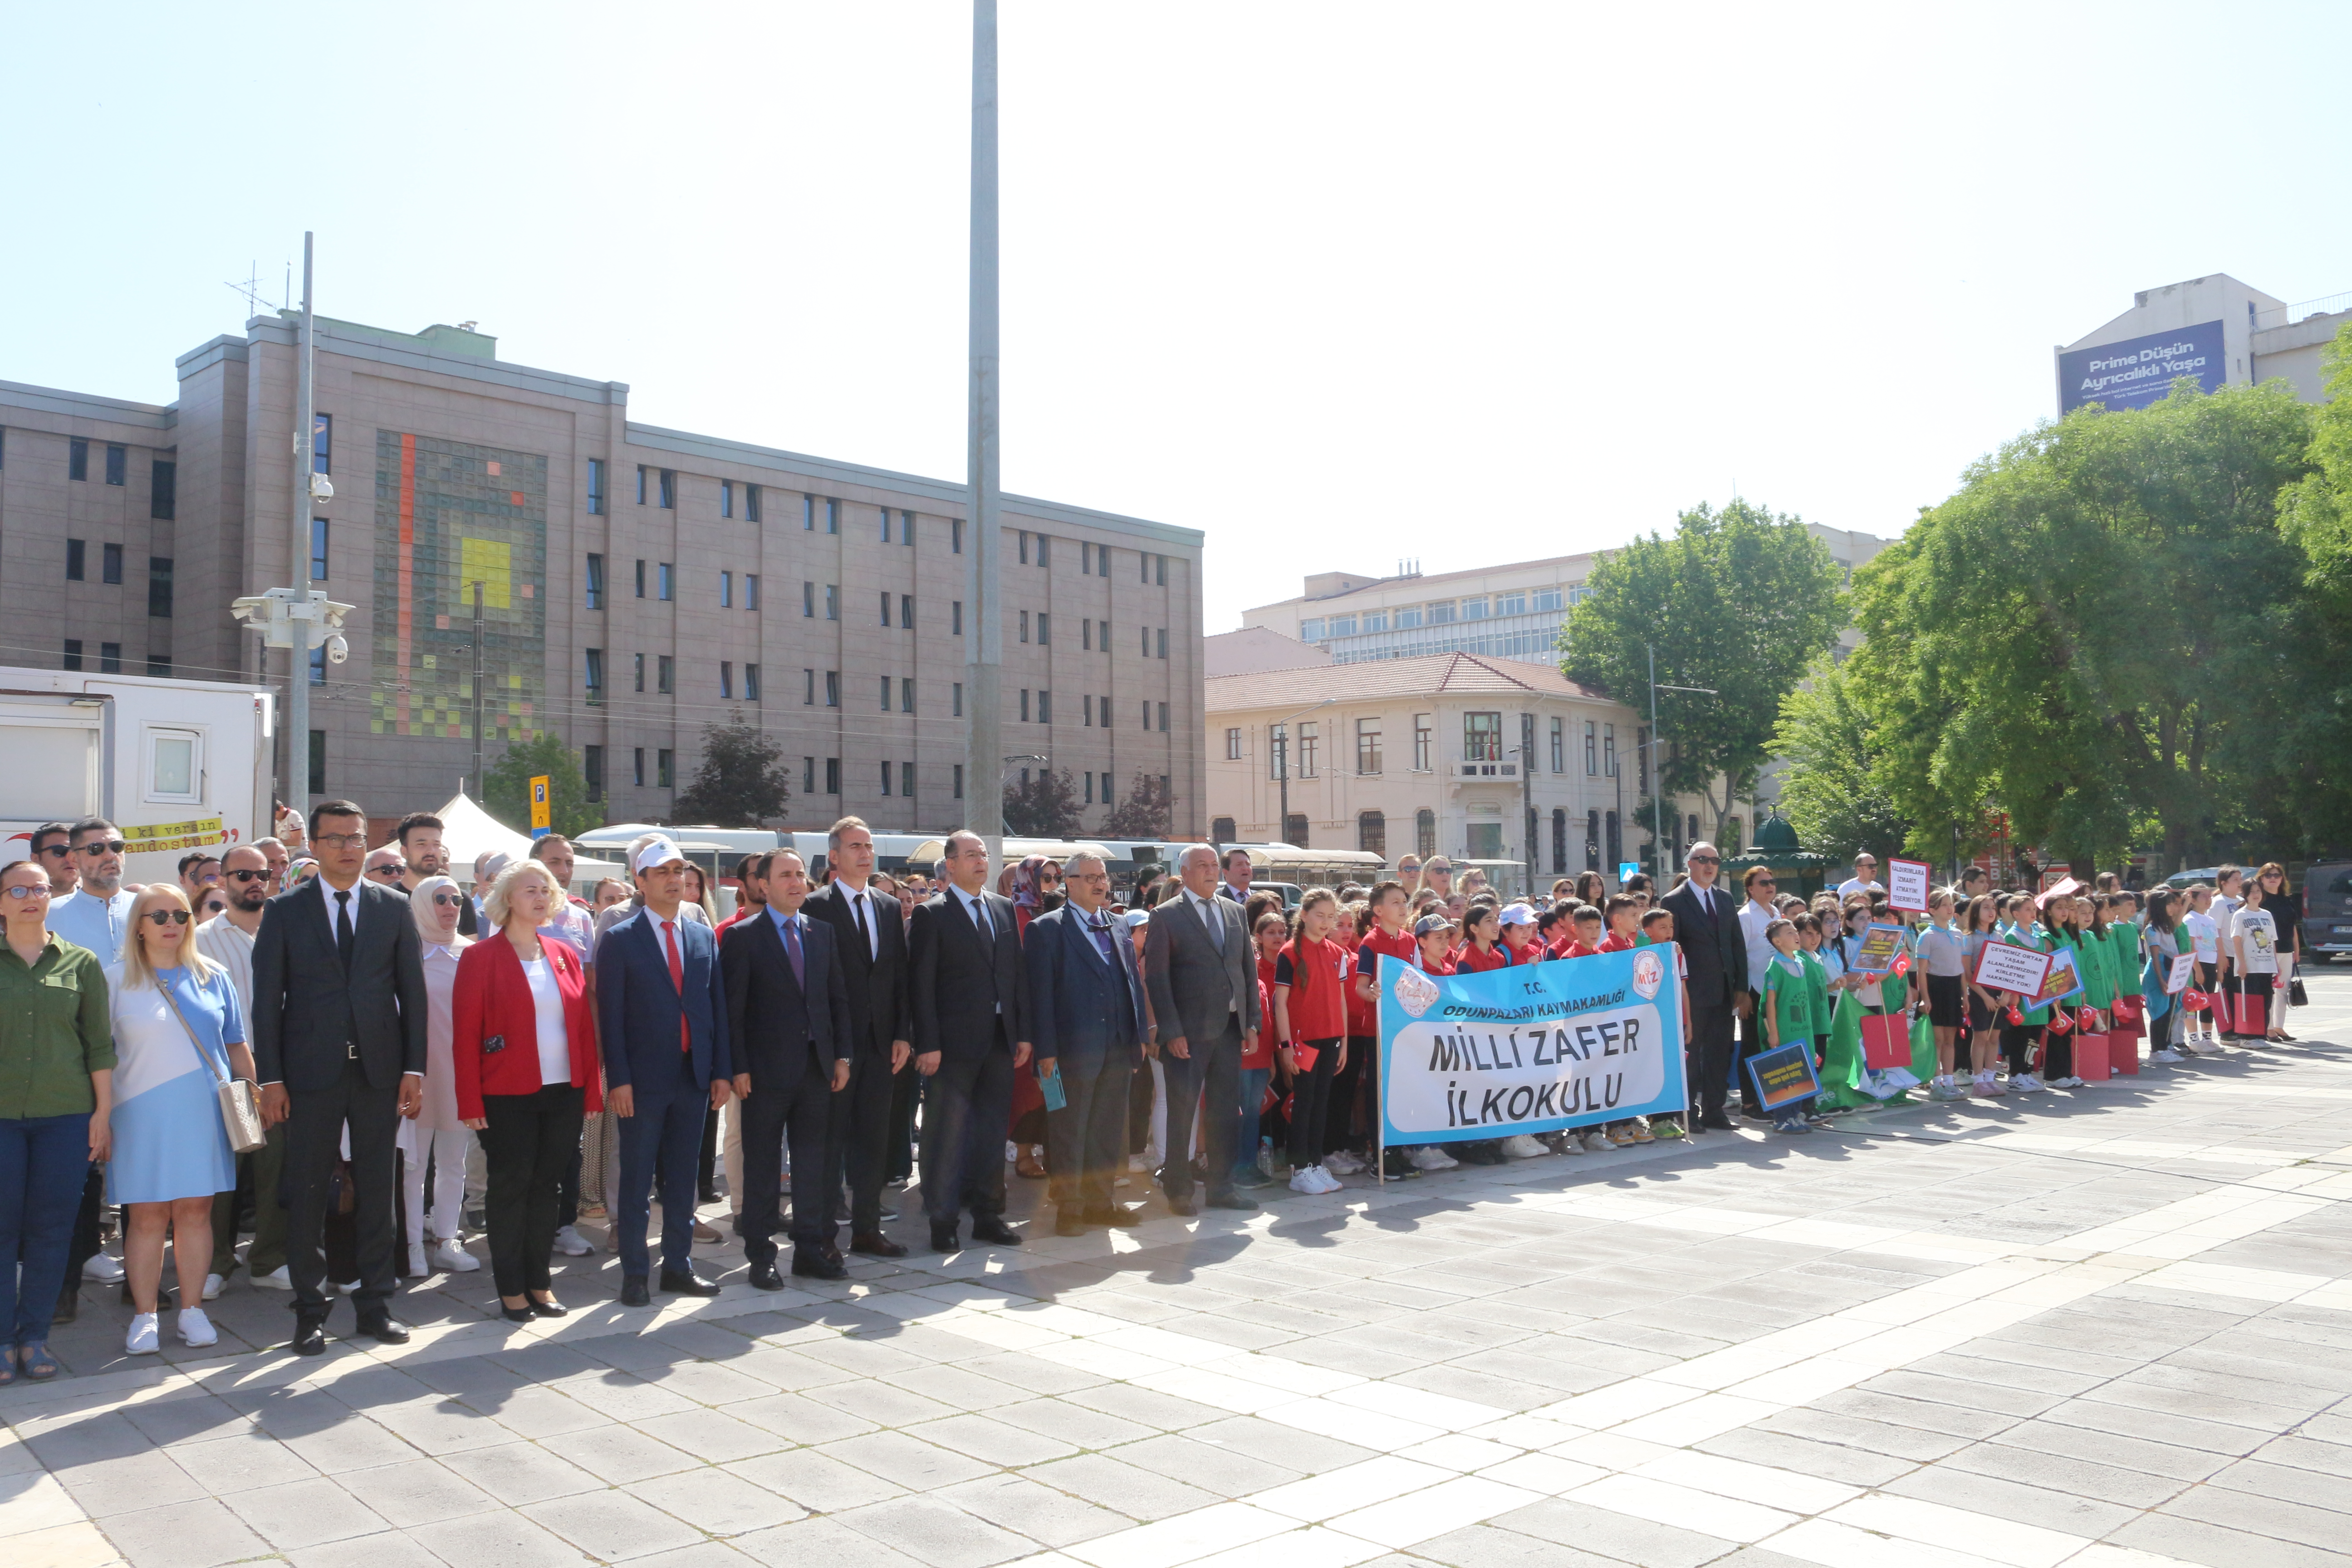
{"left": 2302, "top": 861, "right": 2352, "bottom": 958}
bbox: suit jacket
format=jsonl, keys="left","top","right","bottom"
{"left": 1024, "top": 902, "right": 1147, "bottom": 1071}
{"left": 908, "top": 887, "right": 1027, "bottom": 1062}
{"left": 1145, "top": 888, "right": 1262, "bottom": 1048}
{"left": 448, "top": 934, "right": 603, "bottom": 1121}
{"left": 720, "top": 909, "right": 852, "bottom": 1086}
{"left": 594, "top": 904, "right": 731, "bottom": 1093}
{"left": 250, "top": 876, "right": 428, "bottom": 1092}
{"left": 804, "top": 881, "right": 912, "bottom": 1058}
{"left": 1661, "top": 878, "right": 1746, "bottom": 1008}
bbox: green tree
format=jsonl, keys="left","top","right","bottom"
{"left": 1855, "top": 379, "right": 2314, "bottom": 871}
{"left": 1098, "top": 772, "right": 1173, "bottom": 838}
{"left": 1767, "top": 657, "right": 1911, "bottom": 864}
{"left": 2274, "top": 322, "right": 2352, "bottom": 853}
{"left": 672, "top": 718, "right": 793, "bottom": 826}
{"left": 1560, "top": 498, "right": 1848, "bottom": 841}
{"left": 483, "top": 732, "right": 603, "bottom": 840}
{"left": 1003, "top": 769, "right": 1082, "bottom": 837}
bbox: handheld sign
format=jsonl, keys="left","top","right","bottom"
{"left": 1887, "top": 857, "right": 1931, "bottom": 913}
{"left": 1972, "top": 940, "right": 2052, "bottom": 997}
{"left": 1746, "top": 1041, "right": 1821, "bottom": 1113}
{"left": 529, "top": 775, "right": 552, "bottom": 838}
{"left": 1851, "top": 923, "right": 1908, "bottom": 974}
{"left": 2027, "top": 948, "right": 2085, "bottom": 1010}
{"left": 2164, "top": 952, "right": 2195, "bottom": 995}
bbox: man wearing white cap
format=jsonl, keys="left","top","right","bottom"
{"left": 595, "top": 837, "right": 733, "bottom": 1305}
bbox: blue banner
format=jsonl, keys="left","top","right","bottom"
{"left": 1376, "top": 949, "right": 1687, "bottom": 1144}
{"left": 2058, "top": 320, "right": 2225, "bottom": 414}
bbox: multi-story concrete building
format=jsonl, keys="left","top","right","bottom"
{"left": 2058, "top": 274, "right": 2352, "bottom": 414}
{"left": 1204, "top": 646, "right": 1730, "bottom": 882}
{"left": 0, "top": 314, "right": 1206, "bottom": 834}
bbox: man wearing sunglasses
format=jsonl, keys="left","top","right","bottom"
{"left": 1659, "top": 843, "right": 1748, "bottom": 1132}
{"left": 198, "top": 846, "right": 293, "bottom": 1295}
{"left": 27, "top": 823, "right": 78, "bottom": 897}
{"left": 40, "top": 817, "right": 139, "bottom": 1308}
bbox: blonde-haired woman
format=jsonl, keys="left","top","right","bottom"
{"left": 404, "top": 876, "right": 482, "bottom": 1277}
{"left": 108, "top": 883, "right": 254, "bottom": 1354}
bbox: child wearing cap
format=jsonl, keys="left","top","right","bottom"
{"left": 1498, "top": 903, "right": 1544, "bottom": 966}
{"left": 1412, "top": 914, "right": 1457, "bottom": 973}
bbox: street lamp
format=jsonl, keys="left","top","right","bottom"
{"left": 1268, "top": 698, "right": 1332, "bottom": 847}
{"left": 1642, "top": 641, "right": 1716, "bottom": 872}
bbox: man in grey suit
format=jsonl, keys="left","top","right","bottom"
{"left": 1142, "top": 844, "right": 1262, "bottom": 1216}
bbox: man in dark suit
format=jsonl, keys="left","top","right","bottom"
{"left": 721, "top": 850, "right": 852, "bottom": 1285}
{"left": 596, "top": 837, "right": 733, "bottom": 1305}
{"left": 1025, "top": 852, "right": 1148, "bottom": 1234}
{"left": 1143, "top": 844, "right": 1262, "bottom": 1216}
{"left": 908, "top": 830, "right": 1029, "bottom": 1253}
{"left": 251, "top": 799, "right": 429, "bottom": 1355}
{"left": 804, "top": 816, "right": 914, "bottom": 1259}
{"left": 1659, "top": 842, "right": 1747, "bottom": 1131}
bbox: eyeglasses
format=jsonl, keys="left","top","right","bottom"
{"left": 313, "top": 833, "right": 368, "bottom": 849}
{"left": 1753, "top": 878, "right": 1776, "bottom": 887}
{"left": 1687, "top": 854, "right": 1720, "bottom": 865}
{"left": 142, "top": 909, "right": 192, "bottom": 926}
{"left": 431, "top": 892, "right": 465, "bottom": 908}
{"left": 76, "top": 841, "right": 128, "bottom": 857}
{"left": 225, "top": 868, "right": 268, "bottom": 882}
{"left": 367, "top": 864, "right": 406, "bottom": 877}
{"left": 3, "top": 884, "right": 53, "bottom": 901}
{"left": 35, "top": 844, "right": 72, "bottom": 859}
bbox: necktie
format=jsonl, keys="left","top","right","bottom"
{"left": 782, "top": 916, "right": 805, "bottom": 987}
{"left": 1086, "top": 913, "right": 1117, "bottom": 965}
{"left": 851, "top": 889, "right": 872, "bottom": 957}
{"left": 334, "top": 889, "right": 354, "bottom": 969}
{"left": 968, "top": 893, "right": 992, "bottom": 941}
{"left": 662, "top": 920, "right": 688, "bottom": 1052}
{"left": 1198, "top": 894, "right": 1225, "bottom": 954}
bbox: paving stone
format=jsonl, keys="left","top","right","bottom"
{"left": 1412, "top": 1522, "right": 1633, "bottom": 1568}
{"left": 445, "top": 1440, "right": 607, "bottom": 1505}
{"left": 284, "top": 1529, "right": 447, "bottom": 1568}
{"left": 523, "top": 1485, "right": 708, "bottom": 1559}
{"left": 1487, "top": 1496, "right": 1738, "bottom": 1568}
{"left": 625, "top": 1464, "right": 812, "bottom": 1535}
{"left": 2107, "top": 1510, "right": 2352, "bottom": 1568}
{"left": 2210, "top": 1456, "right": 2352, "bottom": 1513}
{"left": 1880, "top": 1460, "right": 2141, "bottom": 1538}
{"left": 1693, "top": 1427, "right": 1916, "bottom": 1489}
{"left": 2158, "top": 1481, "right": 2352, "bottom": 1554}
{"left": 332, "top": 1455, "right": 502, "bottom": 1527}
{"left": 728, "top": 1447, "right": 912, "bottom": 1512}
{"left": 540, "top": 1421, "right": 704, "bottom": 1483}
{"left": 408, "top": 1504, "right": 602, "bottom": 1568}
{"left": 830, "top": 1493, "right": 1034, "bottom": 1568}
{"left": 636, "top": 1406, "right": 794, "bottom": 1463}
{"left": 218, "top": 1473, "right": 392, "bottom": 1550}
{"left": 821, "top": 1430, "right": 1001, "bottom": 1491}
{"left": 1016, "top": 1451, "right": 1222, "bottom": 1520}
{"left": 84, "top": 1496, "right": 271, "bottom": 1568}
{"left": 936, "top": 1471, "right": 1132, "bottom": 1545}
{"left": 734, "top": 1512, "right": 933, "bottom": 1568}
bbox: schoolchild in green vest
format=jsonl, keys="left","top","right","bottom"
{"left": 1759, "top": 918, "right": 1820, "bottom": 1134}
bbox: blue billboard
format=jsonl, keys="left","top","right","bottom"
{"left": 2058, "top": 320, "right": 2225, "bottom": 414}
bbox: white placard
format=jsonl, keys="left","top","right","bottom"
{"left": 1887, "top": 857, "right": 1931, "bottom": 913}
{"left": 1971, "top": 940, "right": 2052, "bottom": 996}
{"left": 2165, "top": 952, "right": 2195, "bottom": 994}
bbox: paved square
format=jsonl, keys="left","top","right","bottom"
{"left": 8, "top": 977, "right": 2352, "bottom": 1568}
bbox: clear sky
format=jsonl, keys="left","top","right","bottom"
{"left": 6, "top": 3, "right": 2348, "bottom": 632}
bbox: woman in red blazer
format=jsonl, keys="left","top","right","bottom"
{"left": 453, "top": 861, "right": 603, "bottom": 1322}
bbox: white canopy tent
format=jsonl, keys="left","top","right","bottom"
{"left": 424, "top": 794, "right": 624, "bottom": 892}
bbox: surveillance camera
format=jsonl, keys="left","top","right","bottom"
{"left": 310, "top": 474, "right": 334, "bottom": 501}
{"left": 325, "top": 633, "right": 349, "bottom": 665}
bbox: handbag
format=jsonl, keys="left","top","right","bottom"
{"left": 157, "top": 976, "right": 267, "bottom": 1155}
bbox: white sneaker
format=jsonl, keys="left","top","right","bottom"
{"left": 202, "top": 1272, "right": 225, "bottom": 1301}
{"left": 431, "top": 1239, "right": 481, "bottom": 1273}
{"left": 553, "top": 1225, "right": 593, "bottom": 1257}
{"left": 1288, "top": 1167, "right": 1323, "bottom": 1194}
{"left": 1129, "top": 1153, "right": 1153, "bottom": 1172}
{"left": 1501, "top": 1134, "right": 1548, "bottom": 1159}
{"left": 1558, "top": 1132, "right": 1586, "bottom": 1154}
{"left": 407, "top": 1242, "right": 429, "bottom": 1277}
{"left": 83, "top": 1252, "right": 125, "bottom": 1283}
{"left": 2150, "top": 1049, "right": 2182, "bottom": 1062}
{"left": 1580, "top": 1130, "right": 1612, "bottom": 1152}
{"left": 2013, "top": 1074, "right": 2045, "bottom": 1093}
{"left": 1324, "top": 1151, "right": 1363, "bottom": 1176}
{"left": 1408, "top": 1145, "right": 1458, "bottom": 1171}
{"left": 252, "top": 1265, "right": 291, "bottom": 1290}
{"left": 178, "top": 1307, "right": 218, "bottom": 1348}
{"left": 127, "top": 1312, "right": 160, "bottom": 1355}
{"left": 1313, "top": 1165, "right": 1344, "bottom": 1193}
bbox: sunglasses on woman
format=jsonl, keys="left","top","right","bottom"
{"left": 431, "top": 892, "right": 465, "bottom": 908}
{"left": 142, "top": 909, "right": 192, "bottom": 926}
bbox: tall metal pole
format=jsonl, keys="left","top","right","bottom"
{"left": 1647, "top": 642, "right": 1663, "bottom": 872}
{"left": 471, "top": 581, "right": 486, "bottom": 800}
{"left": 964, "top": 0, "right": 1004, "bottom": 840}
{"left": 285, "top": 233, "right": 315, "bottom": 811}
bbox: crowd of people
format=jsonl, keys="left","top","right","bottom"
{"left": 0, "top": 809, "right": 2312, "bottom": 1384}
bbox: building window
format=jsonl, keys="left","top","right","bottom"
{"left": 953, "top": 763, "right": 964, "bottom": 799}
{"left": 98, "top": 642, "right": 122, "bottom": 674}
{"left": 1143, "top": 701, "right": 1152, "bottom": 733}
{"left": 637, "top": 466, "right": 647, "bottom": 505}
{"left": 1298, "top": 723, "right": 1319, "bottom": 778}
{"left": 1020, "top": 689, "right": 1031, "bottom": 722}
{"left": 150, "top": 460, "right": 175, "bottom": 519}
{"left": 1534, "top": 588, "right": 1563, "bottom": 612}
{"left": 745, "top": 664, "right": 761, "bottom": 701}
{"left": 1359, "top": 812, "right": 1387, "bottom": 857}
{"left": 746, "top": 574, "right": 760, "bottom": 610}
{"left": 825, "top": 585, "right": 838, "bottom": 620}
{"left": 585, "top": 553, "right": 605, "bottom": 609}
{"left": 1604, "top": 724, "right": 1617, "bottom": 778}
{"left": 885, "top": 593, "right": 897, "bottom": 627}
{"left": 1269, "top": 724, "right": 1288, "bottom": 779}
{"left": 658, "top": 749, "right": 675, "bottom": 788}
{"left": 658, "top": 470, "right": 676, "bottom": 509}
{"left": 1019, "top": 531, "right": 1029, "bottom": 565}
{"left": 63, "top": 639, "right": 83, "bottom": 670}
{"left": 721, "top": 480, "right": 734, "bottom": 519}
{"left": 585, "top": 648, "right": 605, "bottom": 702}
{"left": 803, "top": 494, "right": 816, "bottom": 530}
{"left": 103, "top": 544, "right": 123, "bottom": 585}
{"left": 658, "top": 563, "right": 674, "bottom": 601}
{"left": 721, "top": 571, "right": 734, "bottom": 608}
{"left": 635, "top": 748, "right": 647, "bottom": 787}
{"left": 1461, "top": 595, "right": 1488, "bottom": 621}
{"left": 804, "top": 581, "right": 815, "bottom": 617}
{"left": 1396, "top": 606, "right": 1423, "bottom": 629}
{"left": 1039, "top": 690, "right": 1053, "bottom": 724}
{"left": 1141, "top": 551, "right": 1152, "bottom": 583}
{"left": 101, "top": 443, "right": 125, "bottom": 486}
{"left": 1550, "top": 716, "right": 1563, "bottom": 773}
{"left": 1552, "top": 808, "right": 1568, "bottom": 874}
{"left": 1413, "top": 713, "right": 1431, "bottom": 771}
{"left": 1284, "top": 813, "right": 1308, "bottom": 847}
{"left": 1020, "top": 611, "right": 1030, "bottom": 643}
{"left": 1587, "top": 811, "right": 1602, "bottom": 871}
{"left": 1083, "top": 772, "right": 1093, "bottom": 805}
{"left": 312, "top": 414, "right": 331, "bottom": 475}
{"left": 952, "top": 600, "right": 965, "bottom": 635}
{"left": 1083, "top": 619, "right": 1092, "bottom": 652}
{"left": 881, "top": 761, "right": 894, "bottom": 797}
{"left": 584, "top": 745, "right": 605, "bottom": 801}
{"left": 825, "top": 671, "right": 839, "bottom": 707}
{"left": 1213, "top": 816, "right": 1236, "bottom": 843}
{"left": 900, "top": 594, "right": 913, "bottom": 628}
{"left": 952, "top": 518, "right": 964, "bottom": 554}
{"left": 69, "top": 439, "right": 88, "bottom": 481}
{"left": 721, "top": 662, "right": 735, "bottom": 700}
{"left": 587, "top": 458, "right": 606, "bottom": 514}
{"left": 1429, "top": 599, "right": 1456, "bottom": 624}
{"left": 1225, "top": 727, "right": 1243, "bottom": 760}
{"left": 657, "top": 655, "right": 674, "bottom": 694}
{"left": 1355, "top": 718, "right": 1381, "bottom": 774}
{"left": 1584, "top": 720, "right": 1597, "bottom": 776}
{"left": 1038, "top": 613, "right": 1051, "bottom": 645}
{"left": 826, "top": 498, "right": 840, "bottom": 534}
{"left": 310, "top": 646, "right": 326, "bottom": 686}
{"left": 1039, "top": 535, "right": 1053, "bottom": 568}
{"left": 1499, "top": 591, "right": 1527, "bottom": 616}
{"left": 308, "top": 728, "right": 325, "bottom": 787}
{"left": 1465, "top": 711, "right": 1501, "bottom": 763}
{"left": 901, "top": 678, "right": 915, "bottom": 713}
{"left": 66, "top": 539, "right": 84, "bottom": 580}
{"left": 803, "top": 756, "right": 815, "bottom": 793}
{"left": 880, "top": 676, "right": 892, "bottom": 712}
{"left": 635, "top": 559, "right": 647, "bottom": 598}
{"left": 634, "top": 653, "right": 646, "bottom": 692}
{"left": 1607, "top": 809, "right": 1623, "bottom": 867}
{"left": 804, "top": 668, "right": 816, "bottom": 705}
{"left": 1098, "top": 547, "right": 1111, "bottom": 578}
{"left": 1156, "top": 628, "right": 1167, "bottom": 660}
{"left": 1362, "top": 610, "right": 1387, "bottom": 632}
{"left": 825, "top": 757, "right": 841, "bottom": 794}
{"left": 1158, "top": 701, "right": 1169, "bottom": 732}
{"left": 147, "top": 557, "right": 173, "bottom": 618}
{"left": 746, "top": 484, "right": 762, "bottom": 523}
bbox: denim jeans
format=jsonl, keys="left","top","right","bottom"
{"left": 0, "top": 1113, "right": 91, "bottom": 1348}
{"left": 1233, "top": 1067, "right": 1270, "bottom": 1185}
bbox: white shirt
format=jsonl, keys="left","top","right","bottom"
{"left": 195, "top": 915, "right": 258, "bottom": 1016}
{"left": 519, "top": 956, "right": 572, "bottom": 1086}
{"left": 2184, "top": 909, "right": 2220, "bottom": 962}
{"left": 1836, "top": 877, "right": 1886, "bottom": 900}
{"left": 1738, "top": 898, "right": 1777, "bottom": 995}
{"left": 2235, "top": 907, "right": 2280, "bottom": 975}
{"left": 835, "top": 879, "right": 883, "bottom": 960}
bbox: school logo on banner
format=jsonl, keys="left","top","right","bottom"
{"left": 1391, "top": 965, "right": 1441, "bottom": 1019}
{"left": 1631, "top": 948, "right": 1665, "bottom": 1000}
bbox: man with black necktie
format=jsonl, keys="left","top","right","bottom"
{"left": 908, "top": 831, "right": 1030, "bottom": 1253}
{"left": 250, "top": 800, "right": 429, "bottom": 1355}
{"left": 1658, "top": 842, "right": 1748, "bottom": 1131}
{"left": 804, "top": 817, "right": 914, "bottom": 1259}
{"left": 721, "top": 851, "right": 852, "bottom": 1285}
{"left": 1025, "top": 852, "right": 1150, "bottom": 1233}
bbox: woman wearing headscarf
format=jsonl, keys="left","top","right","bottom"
{"left": 999, "top": 855, "right": 1054, "bottom": 1177}
{"left": 404, "top": 875, "right": 483, "bottom": 1277}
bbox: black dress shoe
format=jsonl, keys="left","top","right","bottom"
{"left": 968, "top": 1216, "right": 1022, "bottom": 1246}
{"left": 291, "top": 1315, "right": 328, "bottom": 1356}
{"left": 1056, "top": 1212, "right": 1086, "bottom": 1236}
{"left": 529, "top": 1296, "right": 568, "bottom": 1318}
{"left": 792, "top": 1250, "right": 848, "bottom": 1281}
{"left": 1205, "top": 1191, "right": 1259, "bottom": 1212}
{"left": 53, "top": 1284, "right": 78, "bottom": 1325}
{"left": 619, "top": 1275, "right": 652, "bottom": 1307}
{"left": 748, "top": 1261, "right": 786, "bottom": 1292}
{"left": 500, "top": 1302, "right": 534, "bottom": 1323}
{"left": 851, "top": 1231, "right": 908, "bottom": 1258}
{"left": 357, "top": 1312, "right": 412, "bottom": 1344}
{"left": 1700, "top": 1114, "right": 1737, "bottom": 1131}
{"left": 1082, "top": 1206, "right": 1142, "bottom": 1228}
{"left": 930, "top": 1222, "right": 960, "bottom": 1253}
{"left": 659, "top": 1269, "right": 721, "bottom": 1297}
{"left": 1166, "top": 1196, "right": 1200, "bottom": 1217}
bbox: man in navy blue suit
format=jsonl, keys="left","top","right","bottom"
{"left": 721, "top": 850, "right": 852, "bottom": 1285}
{"left": 595, "top": 838, "right": 732, "bottom": 1306}
{"left": 909, "top": 831, "right": 1029, "bottom": 1253}
{"left": 1024, "top": 852, "right": 1149, "bottom": 1235}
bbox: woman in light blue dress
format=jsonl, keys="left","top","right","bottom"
{"left": 108, "top": 883, "right": 254, "bottom": 1356}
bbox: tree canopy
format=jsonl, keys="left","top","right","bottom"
{"left": 1767, "top": 657, "right": 1911, "bottom": 864}
{"left": 1098, "top": 772, "right": 1173, "bottom": 838}
{"left": 672, "top": 718, "right": 793, "bottom": 827}
{"left": 484, "top": 733, "right": 602, "bottom": 840}
{"left": 1003, "top": 769, "right": 1082, "bottom": 837}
